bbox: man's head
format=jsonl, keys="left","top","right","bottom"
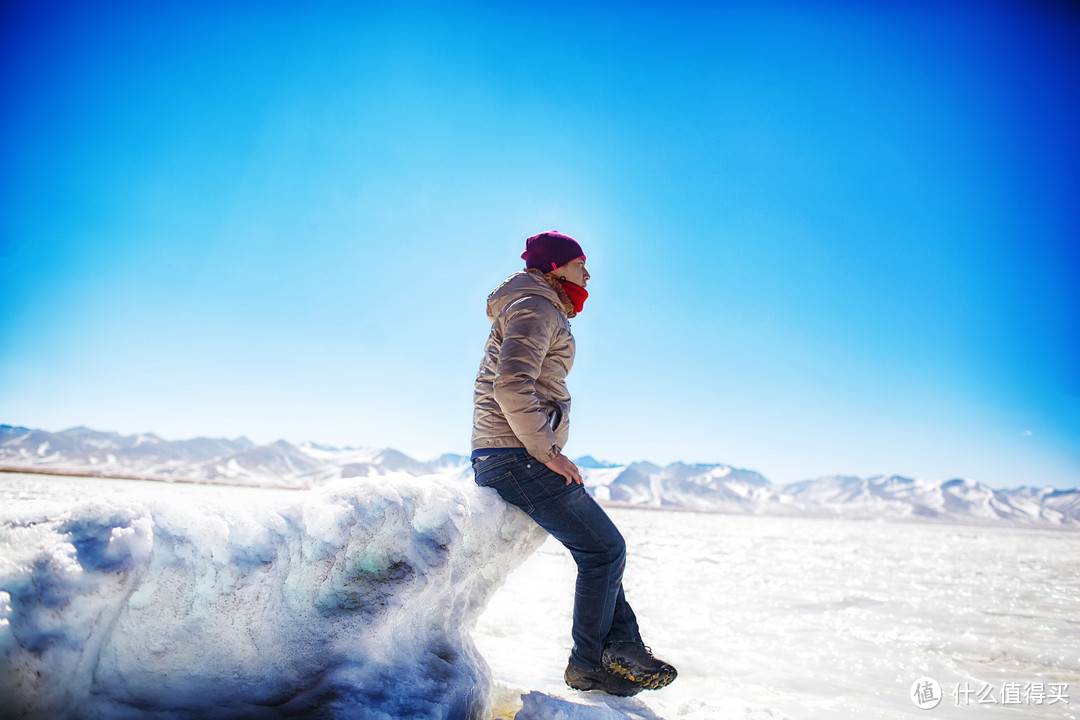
{"left": 522, "top": 231, "right": 582, "bottom": 269}
{"left": 522, "top": 230, "right": 590, "bottom": 312}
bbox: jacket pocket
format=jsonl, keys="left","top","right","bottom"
{"left": 548, "top": 405, "right": 563, "bottom": 432}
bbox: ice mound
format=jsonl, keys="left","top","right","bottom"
{"left": 515, "top": 691, "right": 667, "bottom": 720}
{"left": 0, "top": 472, "right": 547, "bottom": 719}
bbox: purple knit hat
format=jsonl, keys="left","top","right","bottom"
{"left": 521, "top": 231, "right": 586, "bottom": 272}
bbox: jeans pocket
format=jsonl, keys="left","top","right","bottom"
{"left": 474, "top": 458, "right": 536, "bottom": 515}
{"left": 475, "top": 466, "right": 510, "bottom": 488}
{"left": 473, "top": 454, "right": 519, "bottom": 485}
{"left": 497, "top": 471, "right": 536, "bottom": 515}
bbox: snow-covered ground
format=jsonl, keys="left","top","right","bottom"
{"left": 1, "top": 473, "right": 1077, "bottom": 719}
{"left": 478, "top": 510, "right": 1080, "bottom": 719}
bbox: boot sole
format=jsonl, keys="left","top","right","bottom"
{"left": 566, "top": 679, "right": 641, "bottom": 697}
{"left": 604, "top": 659, "right": 677, "bottom": 691}
{"left": 565, "top": 670, "right": 642, "bottom": 697}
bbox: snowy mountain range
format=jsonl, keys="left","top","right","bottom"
{"left": 0, "top": 425, "right": 465, "bottom": 488}
{"left": 2, "top": 425, "right": 1077, "bottom": 528}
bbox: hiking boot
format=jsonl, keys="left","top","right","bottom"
{"left": 601, "top": 641, "right": 677, "bottom": 690}
{"left": 564, "top": 662, "right": 643, "bottom": 697}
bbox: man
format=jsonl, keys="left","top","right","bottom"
{"left": 470, "top": 230, "right": 677, "bottom": 696}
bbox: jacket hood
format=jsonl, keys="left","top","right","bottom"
{"left": 486, "top": 270, "right": 573, "bottom": 322}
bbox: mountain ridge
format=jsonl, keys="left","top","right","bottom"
{"left": 2, "top": 424, "right": 1076, "bottom": 528}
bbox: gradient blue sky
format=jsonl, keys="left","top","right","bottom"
{"left": 2, "top": 0, "right": 1077, "bottom": 488}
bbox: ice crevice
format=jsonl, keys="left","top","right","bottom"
{"left": 0, "top": 471, "right": 547, "bottom": 720}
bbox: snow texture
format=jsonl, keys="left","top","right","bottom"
{"left": 0, "top": 471, "right": 546, "bottom": 720}
{"left": 3, "top": 471, "right": 1078, "bottom": 720}
{"left": 515, "top": 692, "right": 665, "bottom": 719}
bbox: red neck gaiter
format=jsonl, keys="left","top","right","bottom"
{"left": 559, "top": 280, "right": 589, "bottom": 315}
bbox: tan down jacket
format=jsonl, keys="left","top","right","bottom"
{"left": 471, "top": 269, "right": 577, "bottom": 463}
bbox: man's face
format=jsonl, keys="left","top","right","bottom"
{"left": 554, "top": 257, "right": 590, "bottom": 288}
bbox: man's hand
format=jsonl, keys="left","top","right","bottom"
{"left": 544, "top": 452, "right": 583, "bottom": 485}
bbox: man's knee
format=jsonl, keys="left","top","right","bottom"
{"left": 608, "top": 532, "right": 627, "bottom": 568}
{"left": 578, "top": 529, "right": 625, "bottom": 570}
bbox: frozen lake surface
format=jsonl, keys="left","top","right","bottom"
{"left": 2, "top": 473, "right": 1077, "bottom": 719}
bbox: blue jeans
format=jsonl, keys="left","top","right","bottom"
{"left": 472, "top": 451, "right": 642, "bottom": 669}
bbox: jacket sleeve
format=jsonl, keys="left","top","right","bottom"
{"left": 492, "top": 298, "right": 561, "bottom": 463}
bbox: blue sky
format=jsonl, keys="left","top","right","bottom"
{"left": 2, "top": 0, "right": 1077, "bottom": 488}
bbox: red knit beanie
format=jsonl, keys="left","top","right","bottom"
{"left": 521, "top": 231, "right": 586, "bottom": 272}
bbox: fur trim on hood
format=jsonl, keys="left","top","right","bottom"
{"left": 527, "top": 268, "right": 577, "bottom": 318}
